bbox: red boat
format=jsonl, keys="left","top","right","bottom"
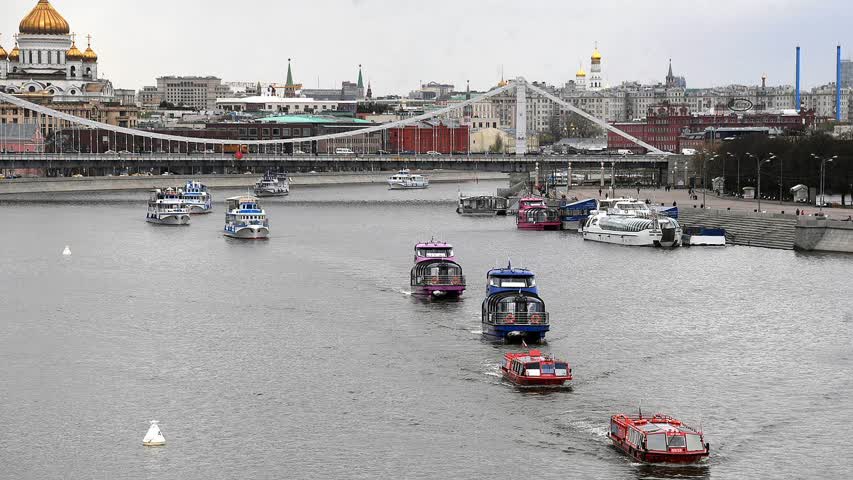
{"left": 608, "top": 413, "right": 709, "bottom": 464}
{"left": 500, "top": 350, "right": 572, "bottom": 386}
{"left": 516, "top": 197, "right": 561, "bottom": 231}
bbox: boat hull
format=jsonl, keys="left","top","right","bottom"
{"left": 414, "top": 285, "right": 465, "bottom": 297}
{"left": 147, "top": 214, "right": 190, "bottom": 225}
{"left": 254, "top": 191, "right": 289, "bottom": 197}
{"left": 608, "top": 434, "right": 709, "bottom": 464}
{"left": 583, "top": 229, "right": 681, "bottom": 248}
{"left": 389, "top": 184, "right": 429, "bottom": 190}
{"left": 187, "top": 204, "right": 212, "bottom": 214}
{"left": 224, "top": 225, "right": 269, "bottom": 239}
{"left": 483, "top": 323, "right": 548, "bottom": 343}
{"left": 518, "top": 222, "right": 561, "bottom": 231}
{"left": 683, "top": 235, "right": 725, "bottom": 246}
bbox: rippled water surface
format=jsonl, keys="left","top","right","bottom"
{"left": 1, "top": 181, "right": 852, "bottom": 479}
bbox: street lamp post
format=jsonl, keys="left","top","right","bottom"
{"left": 811, "top": 154, "right": 838, "bottom": 213}
{"left": 703, "top": 154, "right": 719, "bottom": 208}
{"left": 748, "top": 153, "right": 775, "bottom": 213}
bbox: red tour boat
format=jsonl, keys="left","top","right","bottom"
{"left": 501, "top": 350, "right": 572, "bottom": 386}
{"left": 608, "top": 413, "right": 709, "bottom": 464}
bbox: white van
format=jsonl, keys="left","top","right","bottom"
{"left": 335, "top": 148, "right": 355, "bottom": 155}
{"left": 616, "top": 149, "right": 633, "bottom": 155}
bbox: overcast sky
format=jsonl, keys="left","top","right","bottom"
{"left": 4, "top": 0, "right": 850, "bottom": 94}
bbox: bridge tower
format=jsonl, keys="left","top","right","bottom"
{"left": 515, "top": 78, "right": 527, "bottom": 156}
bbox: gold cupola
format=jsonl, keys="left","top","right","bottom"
{"left": 576, "top": 67, "right": 587, "bottom": 77}
{"left": 9, "top": 42, "right": 21, "bottom": 61}
{"left": 591, "top": 48, "right": 602, "bottom": 62}
{"left": 20, "top": 0, "right": 70, "bottom": 35}
{"left": 0, "top": 43, "right": 7, "bottom": 61}
{"left": 66, "top": 39, "right": 83, "bottom": 61}
{"left": 83, "top": 36, "right": 98, "bottom": 62}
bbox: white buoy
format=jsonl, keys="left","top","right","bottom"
{"left": 142, "top": 420, "right": 166, "bottom": 446}
{"left": 62, "top": 246, "right": 72, "bottom": 256}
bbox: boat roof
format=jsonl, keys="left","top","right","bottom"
{"left": 226, "top": 195, "right": 260, "bottom": 202}
{"left": 612, "top": 414, "right": 701, "bottom": 434}
{"left": 488, "top": 266, "right": 534, "bottom": 277}
{"left": 504, "top": 350, "right": 565, "bottom": 363}
{"left": 416, "top": 241, "right": 452, "bottom": 249}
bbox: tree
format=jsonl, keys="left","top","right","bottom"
{"left": 489, "top": 134, "right": 504, "bottom": 154}
{"left": 565, "top": 112, "right": 603, "bottom": 138}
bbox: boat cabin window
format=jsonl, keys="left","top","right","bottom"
{"left": 646, "top": 434, "right": 667, "bottom": 451}
{"left": 554, "top": 362, "right": 568, "bottom": 376}
{"left": 666, "top": 435, "right": 686, "bottom": 448}
{"left": 541, "top": 363, "right": 555, "bottom": 375}
{"left": 685, "top": 434, "right": 704, "bottom": 451}
{"left": 496, "top": 296, "right": 544, "bottom": 313}
{"left": 524, "top": 362, "right": 541, "bottom": 377}
{"left": 489, "top": 276, "right": 534, "bottom": 288}
{"left": 417, "top": 248, "right": 452, "bottom": 258}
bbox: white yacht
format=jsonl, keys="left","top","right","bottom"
{"left": 224, "top": 195, "right": 269, "bottom": 239}
{"left": 253, "top": 172, "right": 289, "bottom": 197}
{"left": 181, "top": 180, "right": 212, "bottom": 214}
{"left": 146, "top": 187, "right": 190, "bottom": 225}
{"left": 582, "top": 198, "right": 681, "bottom": 247}
{"left": 387, "top": 169, "right": 429, "bottom": 189}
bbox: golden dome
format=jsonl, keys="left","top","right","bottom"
{"left": 83, "top": 38, "right": 97, "bottom": 62}
{"left": 66, "top": 41, "right": 83, "bottom": 61}
{"left": 20, "top": 0, "right": 70, "bottom": 35}
{"left": 498, "top": 79, "right": 508, "bottom": 87}
{"left": 591, "top": 49, "right": 602, "bottom": 61}
{"left": 0, "top": 44, "right": 7, "bottom": 61}
{"left": 576, "top": 67, "right": 587, "bottom": 77}
{"left": 9, "top": 43, "right": 21, "bottom": 61}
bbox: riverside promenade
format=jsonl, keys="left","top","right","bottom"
{"left": 0, "top": 171, "right": 508, "bottom": 195}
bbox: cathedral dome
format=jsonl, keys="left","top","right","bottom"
{"left": 9, "top": 43, "right": 21, "bottom": 61}
{"left": 20, "top": 0, "right": 70, "bottom": 35}
{"left": 576, "top": 67, "right": 587, "bottom": 77}
{"left": 591, "top": 49, "right": 602, "bottom": 61}
{"left": 0, "top": 44, "right": 7, "bottom": 61}
{"left": 83, "top": 39, "right": 98, "bottom": 62}
{"left": 66, "top": 41, "right": 83, "bottom": 61}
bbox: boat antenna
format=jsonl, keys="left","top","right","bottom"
{"left": 507, "top": 259, "right": 512, "bottom": 269}
{"left": 638, "top": 403, "right": 643, "bottom": 419}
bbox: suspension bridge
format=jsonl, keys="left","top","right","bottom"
{"left": 0, "top": 78, "right": 689, "bottom": 183}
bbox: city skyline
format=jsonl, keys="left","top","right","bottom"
{"left": 2, "top": 0, "right": 850, "bottom": 94}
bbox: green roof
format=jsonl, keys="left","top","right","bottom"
{"left": 258, "top": 114, "right": 373, "bottom": 124}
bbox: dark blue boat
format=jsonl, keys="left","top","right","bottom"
{"left": 481, "top": 262, "right": 549, "bottom": 343}
{"left": 560, "top": 198, "right": 598, "bottom": 231}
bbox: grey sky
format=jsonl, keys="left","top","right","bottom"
{"left": 4, "top": 0, "right": 850, "bottom": 94}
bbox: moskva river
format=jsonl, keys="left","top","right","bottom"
{"left": 1, "top": 181, "right": 851, "bottom": 479}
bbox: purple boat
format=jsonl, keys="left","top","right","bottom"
{"left": 409, "top": 241, "right": 466, "bottom": 298}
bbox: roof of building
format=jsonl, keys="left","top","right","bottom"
{"left": 257, "top": 114, "right": 372, "bottom": 124}
{"left": 20, "top": 0, "right": 70, "bottom": 35}
{"left": 216, "top": 95, "right": 356, "bottom": 105}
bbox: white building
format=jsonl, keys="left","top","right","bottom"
{"left": 155, "top": 76, "right": 232, "bottom": 110}
{"left": 0, "top": 0, "right": 113, "bottom": 102}
{"left": 216, "top": 96, "right": 356, "bottom": 114}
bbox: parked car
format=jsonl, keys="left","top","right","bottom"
{"left": 375, "top": 150, "right": 390, "bottom": 155}
{"left": 335, "top": 148, "right": 355, "bottom": 155}
{"left": 426, "top": 151, "right": 442, "bottom": 156}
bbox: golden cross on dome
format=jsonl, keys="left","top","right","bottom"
{"left": 87, "top": 34, "right": 92, "bottom": 46}
{"left": 71, "top": 32, "right": 77, "bottom": 44}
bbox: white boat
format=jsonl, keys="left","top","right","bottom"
{"left": 387, "top": 169, "right": 429, "bottom": 189}
{"left": 146, "top": 187, "right": 191, "bottom": 225}
{"left": 457, "top": 194, "right": 509, "bottom": 215}
{"left": 682, "top": 226, "right": 727, "bottom": 246}
{"left": 224, "top": 195, "right": 269, "bottom": 239}
{"left": 181, "top": 180, "right": 212, "bottom": 214}
{"left": 582, "top": 198, "right": 681, "bottom": 247}
{"left": 253, "top": 172, "right": 289, "bottom": 197}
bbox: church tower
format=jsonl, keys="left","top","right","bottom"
{"left": 575, "top": 64, "right": 587, "bottom": 91}
{"left": 0, "top": 35, "right": 7, "bottom": 79}
{"left": 589, "top": 44, "right": 603, "bottom": 91}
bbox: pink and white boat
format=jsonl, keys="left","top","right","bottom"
{"left": 409, "top": 241, "right": 466, "bottom": 298}
{"left": 516, "top": 197, "right": 561, "bottom": 231}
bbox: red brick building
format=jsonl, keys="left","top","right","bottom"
{"left": 387, "top": 122, "right": 469, "bottom": 154}
{"left": 608, "top": 104, "right": 815, "bottom": 153}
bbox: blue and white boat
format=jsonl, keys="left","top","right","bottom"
{"left": 682, "top": 226, "right": 726, "bottom": 246}
{"left": 253, "top": 172, "right": 289, "bottom": 197}
{"left": 224, "top": 195, "right": 269, "bottom": 239}
{"left": 181, "top": 180, "right": 212, "bottom": 214}
{"left": 481, "top": 262, "right": 550, "bottom": 344}
{"left": 559, "top": 198, "right": 598, "bottom": 231}
{"left": 146, "top": 187, "right": 190, "bottom": 225}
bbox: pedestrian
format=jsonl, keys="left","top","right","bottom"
{"left": 796, "top": 208, "right": 800, "bottom": 216}
{"left": 672, "top": 201, "right": 677, "bottom": 207}
{"left": 560, "top": 194, "right": 567, "bottom": 208}
{"left": 598, "top": 188, "right": 602, "bottom": 197}
{"left": 637, "top": 186, "right": 640, "bottom": 196}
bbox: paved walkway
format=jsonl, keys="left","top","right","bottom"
{"left": 562, "top": 186, "right": 853, "bottom": 220}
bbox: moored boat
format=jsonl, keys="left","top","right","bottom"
{"left": 501, "top": 350, "right": 572, "bottom": 387}
{"left": 457, "top": 194, "right": 509, "bottom": 216}
{"left": 146, "top": 187, "right": 190, "bottom": 225}
{"left": 181, "top": 180, "right": 212, "bottom": 214}
{"left": 388, "top": 169, "right": 429, "bottom": 189}
{"left": 682, "top": 226, "right": 726, "bottom": 246}
{"left": 582, "top": 198, "right": 681, "bottom": 247}
{"left": 608, "top": 413, "right": 710, "bottom": 464}
{"left": 410, "top": 241, "right": 465, "bottom": 297}
{"left": 481, "top": 262, "right": 550, "bottom": 343}
{"left": 224, "top": 195, "right": 269, "bottom": 239}
{"left": 559, "top": 198, "right": 597, "bottom": 231}
{"left": 516, "top": 197, "right": 561, "bottom": 231}
{"left": 253, "top": 172, "right": 289, "bottom": 197}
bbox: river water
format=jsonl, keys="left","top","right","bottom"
{"left": 1, "top": 181, "right": 851, "bottom": 479}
